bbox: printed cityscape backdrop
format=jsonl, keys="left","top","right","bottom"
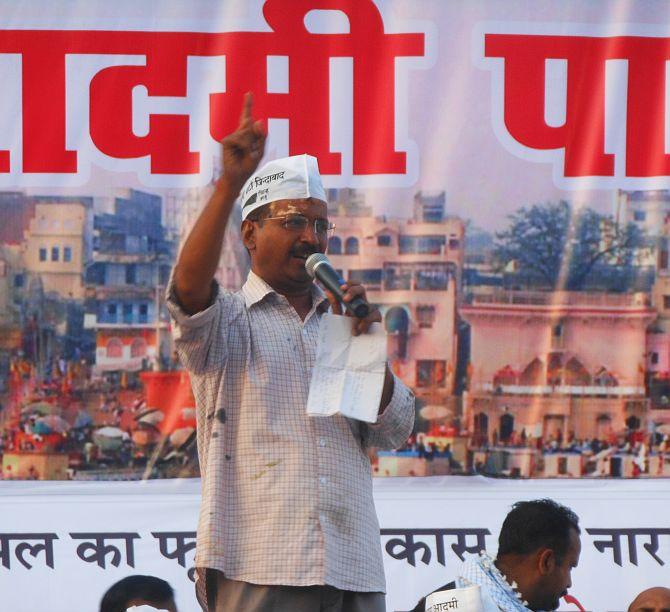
{"left": 2, "top": 184, "right": 669, "bottom": 480}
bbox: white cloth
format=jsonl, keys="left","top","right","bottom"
{"left": 240, "top": 154, "right": 326, "bottom": 219}
{"left": 306, "top": 313, "right": 387, "bottom": 423}
{"left": 456, "top": 552, "right": 532, "bottom": 612}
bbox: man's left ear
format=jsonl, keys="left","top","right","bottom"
{"left": 538, "top": 548, "right": 556, "bottom": 576}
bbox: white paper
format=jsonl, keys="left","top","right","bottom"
{"left": 307, "top": 313, "right": 387, "bottom": 423}
{"left": 426, "top": 586, "right": 483, "bottom": 612}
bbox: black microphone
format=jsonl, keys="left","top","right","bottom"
{"left": 305, "top": 253, "right": 371, "bottom": 318}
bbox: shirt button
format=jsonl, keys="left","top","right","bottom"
{"left": 318, "top": 438, "right": 326, "bottom": 447}
{"left": 319, "top": 476, "right": 328, "bottom": 485}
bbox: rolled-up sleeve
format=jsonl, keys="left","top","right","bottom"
{"left": 165, "top": 274, "right": 226, "bottom": 375}
{"left": 362, "top": 374, "right": 415, "bottom": 450}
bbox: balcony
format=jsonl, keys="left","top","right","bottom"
{"left": 479, "top": 382, "right": 645, "bottom": 397}
{"left": 469, "top": 290, "right": 650, "bottom": 308}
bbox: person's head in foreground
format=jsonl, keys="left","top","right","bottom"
{"left": 240, "top": 154, "right": 330, "bottom": 296}
{"left": 99, "top": 575, "right": 177, "bottom": 612}
{"left": 628, "top": 587, "right": 670, "bottom": 612}
{"left": 495, "top": 498, "right": 581, "bottom": 611}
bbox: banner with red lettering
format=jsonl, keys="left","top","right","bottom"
{"left": 0, "top": 0, "right": 668, "bottom": 516}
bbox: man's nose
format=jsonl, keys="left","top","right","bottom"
{"left": 299, "top": 222, "right": 320, "bottom": 244}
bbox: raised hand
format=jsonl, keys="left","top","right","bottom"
{"left": 219, "top": 92, "right": 267, "bottom": 195}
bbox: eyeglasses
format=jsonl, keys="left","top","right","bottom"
{"left": 260, "top": 214, "right": 335, "bottom": 237}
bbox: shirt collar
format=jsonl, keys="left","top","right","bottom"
{"left": 242, "top": 270, "right": 329, "bottom": 313}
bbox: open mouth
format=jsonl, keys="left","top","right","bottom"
{"left": 290, "top": 251, "right": 313, "bottom": 261}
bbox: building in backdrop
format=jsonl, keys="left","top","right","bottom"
{"left": 21, "top": 198, "right": 91, "bottom": 300}
{"left": 327, "top": 189, "right": 464, "bottom": 414}
{"left": 618, "top": 189, "right": 670, "bottom": 237}
{"left": 461, "top": 290, "right": 655, "bottom": 452}
{"left": 647, "top": 216, "right": 670, "bottom": 438}
{"left": 84, "top": 190, "right": 173, "bottom": 377}
{"left": 164, "top": 157, "right": 249, "bottom": 293}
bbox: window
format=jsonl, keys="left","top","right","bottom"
{"left": 13, "top": 273, "right": 24, "bottom": 288}
{"left": 51, "top": 247, "right": 59, "bottom": 261}
{"left": 415, "top": 266, "right": 449, "bottom": 290}
{"left": 633, "top": 210, "right": 646, "bottom": 222}
{"left": 130, "top": 337, "right": 147, "bottom": 358}
{"left": 123, "top": 303, "right": 133, "bottom": 324}
{"left": 416, "top": 360, "right": 447, "bottom": 388}
{"left": 345, "top": 237, "right": 359, "bottom": 255}
{"left": 383, "top": 262, "right": 453, "bottom": 292}
{"left": 63, "top": 246, "right": 72, "bottom": 262}
{"left": 664, "top": 296, "right": 670, "bottom": 310}
{"left": 348, "top": 269, "right": 382, "bottom": 288}
{"left": 107, "top": 303, "right": 117, "bottom": 323}
{"left": 651, "top": 352, "right": 659, "bottom": 365}
{"left": 106, "top": 338, "right": 123, "bottom": 359}
{"left": 399, "top": 235, "right": 446, "bottom": 254}
{"left": 661, "top": 250, "right": 669, "bottom": 270}
{"left": 125, "top": 264, "right": 136, "bottom": 285}
{"left": 384, "top": 267, "right": 411, "bottom": 291}
{"left": 448, "top": 238, "right": 460, "bottom": 250}
{"left": 377, "top": 234, "right": 392, "bottom": 247}
{"left": 139, "top": 303, "right": 149, "bottom": 324}
{"left": 39, "top": 248, "right": 47, "bottom": 262}
{"left": 416, "top": 305, "right": 436, "bottom": 328}
{"left": 328, "top": 236, "right": 342, "bottom": 255}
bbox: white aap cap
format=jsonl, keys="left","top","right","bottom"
{"left": 240, "top": 154, "right": 327, "bottom": 220}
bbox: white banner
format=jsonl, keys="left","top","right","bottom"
{"left": 1, "top": 477, "right": 669, "bottom": 612}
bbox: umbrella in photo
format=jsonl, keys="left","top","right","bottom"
{"left": 35, "top": 415, "right": 70, "bottom": 434}
{"left": 419, "top": 404, "right": 452, "bottom": 420}
{"left": 169, "top": 426, "right": 195, "bottom": 449}
{"left": 93, "top": 426, "right": 125, "bottom": 451}
{"left": 135, "top": 409, "right": 165, "bottom": 427}
{"left": 21, "top": 401, "right": 56, "bottom": 416}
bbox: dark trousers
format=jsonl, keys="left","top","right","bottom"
{"left": 204, "top": 570, "right": 386, "bottom": 612}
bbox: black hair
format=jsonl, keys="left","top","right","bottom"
{"left": 99, "top": 575, "right": 174, "bottom": 612}
{"left": 497, "top": 498, "right": 580, "bottom": 561}
{"left": 244, "top": 204, "right": 272, "bottom": 223}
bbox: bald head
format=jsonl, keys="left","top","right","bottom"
{"left": 628, "top": 587, "right": 670, "bottom": 612}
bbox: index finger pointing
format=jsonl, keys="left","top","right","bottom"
{"left": 238, "top": 92, "right": 254, "bottom": 128}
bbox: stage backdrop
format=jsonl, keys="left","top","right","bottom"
{"left": 1, "top": 476, "right": 669, "bottom": 612}
{"left": 1, "top": 1, "right": 670, "bottom": 609}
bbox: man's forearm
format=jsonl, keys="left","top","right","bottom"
{"left": 174, "top": 180, "right": 238, "bottom": 315}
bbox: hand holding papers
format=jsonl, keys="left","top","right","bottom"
{"left": 307, "top": 313, "right": 387, "bottom": 423}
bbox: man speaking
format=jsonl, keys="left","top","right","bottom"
{"left": 167, "top": 94, "right": 415, "bottom": 612}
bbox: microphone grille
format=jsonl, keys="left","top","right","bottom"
{"left": 305, "top": 252, "right": 329, "bottom": 278}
